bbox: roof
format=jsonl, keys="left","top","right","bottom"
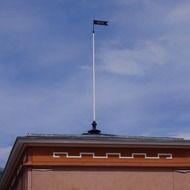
{"left": 11, "top": 133, "right": 190, "bottom": 148}
{"left": 1, "top": 133, "right": 190, "bottom": 190}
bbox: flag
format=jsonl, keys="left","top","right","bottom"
{"left": 93, "top": 20, "right": 108, "bottom": 26}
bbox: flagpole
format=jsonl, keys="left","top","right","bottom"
{"left": 88, "top": 20, "right": 108, "bottom": 135}
{"left": 92, "top": 28, "right": 96, "bottom": 124}
{"left": 88, "top": 21, "right": 100, "bottom": 134}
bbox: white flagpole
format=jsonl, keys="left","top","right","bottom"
{"left": 89, "top": 22, "right": 100, "bottom": 134}
{"left": 88, "top": 20, "right": 108, "bottom": 134}
{"left": 92, "top": 28, "right": 96, "bottom": 123}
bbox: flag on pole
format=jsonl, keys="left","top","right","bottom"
{"left": 93, "top": 20, "right": 108, "bottom": 26}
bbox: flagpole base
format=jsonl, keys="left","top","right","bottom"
{"left": 87, "top": 121, "right": 101, "bottom": 135}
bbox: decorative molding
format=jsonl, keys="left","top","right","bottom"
{"left": 53, "top": 152, "right": 173, "bottom": 160}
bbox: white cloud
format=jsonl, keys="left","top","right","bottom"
{"left": 97, "top": 1, "right": 190, "bottom": 79}
{"left": 99, "top": 48, "right": 144, "bottom": 76}
{"left": 99, "top": 41, "right": 168, "bottom": 76}
{"left": 167, "top": 3, "right": 190, "bottom": 24}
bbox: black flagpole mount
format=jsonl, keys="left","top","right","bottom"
{"left": 87, "top": 121, "right": 101, "bottom": 135}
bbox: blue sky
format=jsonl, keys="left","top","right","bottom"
{"left": 1, "top": 0, "right": 190, "bottom": 166}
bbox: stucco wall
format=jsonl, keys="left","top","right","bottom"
{"left": 29, "top": 167, "right": 190, "bottom": 190}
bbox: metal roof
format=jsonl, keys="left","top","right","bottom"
{"left": 23, "top": 133, "right": 188, "bottom": 144}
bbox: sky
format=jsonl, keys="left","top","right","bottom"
{"left": 1, "top": 0, "right": 190, "bottom": 167}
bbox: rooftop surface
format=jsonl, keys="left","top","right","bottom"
{"left": 22, "top": 133, "right": 189, "bottom": 144}
{"left": 9, "top": 133, "right": 190, "bottom": 146}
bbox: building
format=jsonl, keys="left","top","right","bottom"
{"left": 1, "top": 134, "right": 190, "bottom": 190}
